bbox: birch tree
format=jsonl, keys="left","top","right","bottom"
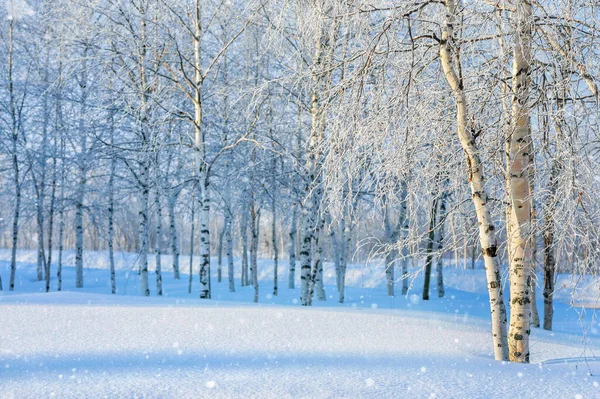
{"left": 438, "top": 0, "right": 509, "bottom": 360}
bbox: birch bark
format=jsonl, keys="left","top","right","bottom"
{"left": 507, "top": 0, "right": 534, "bottom": 363}
{"left": 438, "top": 0, "right": 509, "bottom": 360}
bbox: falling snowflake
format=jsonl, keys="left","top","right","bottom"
{"left": 206, "top": 381, "right": 217, "bottom": 389}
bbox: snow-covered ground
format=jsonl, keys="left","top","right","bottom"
{"left": 1, "top": 250, "right": 600, "bottom": 398}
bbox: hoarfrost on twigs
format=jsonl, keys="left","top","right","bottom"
{"left": 5, "top": 0, "right": 34, "bottom": 20}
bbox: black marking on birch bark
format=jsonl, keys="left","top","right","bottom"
{"left": 512, "top": 296, "right": 530, "bottom": 305}
{"left": 482, "top": 246, "right": 497, "bottom": 257}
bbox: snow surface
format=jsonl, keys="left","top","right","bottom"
{"left": 1, "top": 250, "right": 600, "bottom": 398}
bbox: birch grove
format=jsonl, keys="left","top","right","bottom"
{"left": 0, "top": 0, "right": 599, "bottom": 365}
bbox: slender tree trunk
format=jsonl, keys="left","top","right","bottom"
{"left": 543, "top": 164, "right": 558, "bottom": 331}
{"left": 46, "top": 57, "right": 63, "bottom": 289}
{"left": 272, "top": 192, "right": 279, "bottom": 296}
{"left": 36, "top": 46, "right": 51, "bottom": 283}
{"left": 8, "top": 19, "right": 19, "bottom": 292}
{"left": 108, "top": 149, "right": 116, "bottom": 294}
{"left": 74, "top": 166, "right": 86, "bottom": 288}
{"left": 241, "top": 204, "right": 249, "bottom": 287}
{"left": 423, "top": 195, "right": 439, "bottom": 301}
{"left": 199, "top": 177, "right": 211, "bottom": 299}
{"left": 35, "top": 172, "right": 47, "bottom": 283}
{"left": 529, "top": 179, "right": 540, "bottom": 328}
{"left": 299, "top": 203, "right": 314, "bottom": 305}
{"left": 289, "top": 102, "right": 302, "bottom": 291}
{"left": 168, "top": 195, "right": 180, "bottom": 280}
{"left": 439, "top": 0, "right": 509, "bottom": 360}
{"left": 250, "top": 204, "right": 260, "bottom": 303}
{"left": 226, "top": 213, "right": 235, "bottom": 292}
{"left": 436, "top": 193, "right": 447, "bottom": 298}
{"left": 57, "top": 209, "right": 64, "bottom": 292}
{"left": 308, "top": 217, "right": 326, "bottom": 305}
{"left": 530, "top": 270, "right": 540, "bottom": 328}
{"left": 155, "top": 192, "right": 163, "bottom": 296}
{"left": 191, "top": 0, "right": 211, "bottom": 300}
{"left": 288, "top": 206, "right": 297, "bottom": 289}
{"left": 328, "top": 215, "right": 341, "bottom": 292}
{"left": 385, "top": 251, "right": 396, "bottom": 297}
{"left": 57, "top": 140, "right": 66, "bottom": 292}
{"left": 542, "top": 82, "right": 565, "bottom": 331}
{"left": 35, "top": 203, "right": 46, "bottom": 280}
{"left": 74, "top": 46, "right": 89, "bottom": 289}
{"left": 36, "top": 191, "right": 45, "bottom": 282}
{"left": 46, "top": 133, "right": 58, "bottom": 293}
{"left": 217, "top": 226, "right": 224, "bottom": 283}
{"left": 507, "top": 0, "right": 534, "bottom": 363}
{"left": 338, "top": 211, "right": 350, "bottom": 304}
{"left": 400, "top": 184, "right": 409, "bottom": 296}
{"left": 139, "top": 164, "right": 150, "bottom": 296}
{"left": 188, "top": 193, "right": 196, "bottom": 294}
{"left": 299, "top": 16, "right": 333, "bottom": 306}
{"left": 543, "top": 224, "right": 555, "bottom": 331}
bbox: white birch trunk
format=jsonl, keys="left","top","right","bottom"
{"left": 529, "top": 177, "right": 540, "bottom": 328}
{"left": 436, "top": 193, "right": 447, "bottom": 298}
{"left": 138, "top": 164, "right": 150, "bottom": 296}
{"left": 46, "top": 126, "right": 58, "bottom": 293}
{"left": 57, "top": 139, "right": 66, "bottom": 292}
{"left": 272, "top": 200, "right": 279, "bottom": 296}
{"left": 288, "top": 206, "right": 297, "bottom": 289}
{"left": 384, "top": 246, "right": 396, "bottom": 297}
{"left": 439, "top": 0, "right": 509, "bottom": 360}
{"left": 191, "top": 2, "right": 211, "bottom": 300}
{"left": 36, "top": 190, "right": 45, "bottom": 282}
{"left": 226, "top": 213, "right": 235, "bottom": 292}
{"left": 74, "top": 163, "right": 86, "bottom": 289}
{"left": 155, "top": 192, "right": 163, "bottom": 296}
{"left": 308, "top": 217, "right": 326, "bottom": 305}
{"left": 250, "top": 203, "right": 260, "bottom": 303}
{"left": 36, "top": 44, "right": 50, "bottom": 284}
{"left": 8, "top": 19, "right": 19, "bottom": 292}
{"left": 400, "top": 184, "right": 409, "bottom": 296}
{"left": 507, "top": 0, "right": 534, "bottom": 363}
{"left": 217, "top": 226, "right": 224, "bottom": 283}
{"left": 299, "top": 14, "right": 332, "bottom": 306}
{"left": 108, "top": 142, "right": 116, "bottom": 294}
{"left": 299, "top": 204, "right": 314, "bottom": 305}
{"left": 338, "top": 213, "right": 350, "bottom": 304}
{"left": 328, "top": 214, "right": 341, "bottom": 292}
{"left": 241, "top": 203, "right": 249, "bottom": 286}
{"left": 188, "top": 192, "right": 195, "bottom": 294}
{"left": 168, "top": 196, "right": 180, "bottom": 280}
{"left": 198, "top": 178, "right": 211, "bottom": 299}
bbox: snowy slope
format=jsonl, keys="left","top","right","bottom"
{"left": 1, "top": 250, "right": 600, "bottom": 398}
